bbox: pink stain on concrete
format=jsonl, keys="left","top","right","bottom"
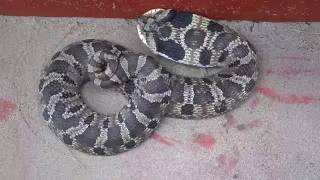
{"left": 217, "top": 147, "right": 240, "bottom": 170}
{"left": 247, "top": 120, "right": 260, "bottom": 129}
{"left": 249, "top": 95, "right": 260, "bottom": 109}
{"left": 0, "top": 99, "right": 16, "bottom": 123}
{"left": 192, "top": 134, "right": 216, "bottom": 149}
{"left": 256, "top": 86, "right": 318, "bottom": 104}
{"left": 217, "top": 154, "right": 227, "bottom": 166}
{"left": 150, "top": 132, "right": 174, "bottom": 146}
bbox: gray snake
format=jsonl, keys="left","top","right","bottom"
{"left": 38, "top": 9, "right": 258, "bottom": 155}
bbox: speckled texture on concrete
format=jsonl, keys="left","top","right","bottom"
{"left": 0, "top": 16, "right": 320, "bottom": 180}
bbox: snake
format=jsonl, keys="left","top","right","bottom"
{"left": 38, "top": 9, "right": 258, "bottom": 155}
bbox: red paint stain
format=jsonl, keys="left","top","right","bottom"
{"left": 256, "top": 86, "right": 318, "bottom": 104}
{"left": 249, "top": 95, "right": 260, "bottom": 109}
{"left": 150, "top": 132, "right": 174, "bottom": 146}
{"left": 0, "top": 99, "right": 16, "bottom": 123}
{"left": 192, "top": 134, "right": 216, "bottom": 149}
{"left": 266, "top": 68, "right": 320, "bottom": 77}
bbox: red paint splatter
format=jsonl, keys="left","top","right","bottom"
{"left": 150, "top": 132, "right": 174, "bottom": 146}
{"left": 256, "top": 86, "right": 318, "bottom": 104}
{"left": 192, "top": 134, "right": 216, "bottom": 149}
{"left": 265, "top": 67, "right": 320, "bottom": 77}
{"left": 249, "top": 95, "right": 260, "bottom": 109}
{"left": 0, "top": 99, "right": 16, "bottom": 123}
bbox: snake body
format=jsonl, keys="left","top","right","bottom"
{"left": 39, "top": 9, "right": 258, "bottom": 155}
{"left": 137, "top": 9, "right": 258, "bottom": 118}
{"left": 39, "top": 40, "right": 171, "bottom": 155}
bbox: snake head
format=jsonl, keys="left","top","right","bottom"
{"left": 137, "top": 9, "right": 175, "bottom": 34}
{"left": 137, "top": 9, "right": 175, "bottom": 32}
{"left": 137, "top": 8, "right": 176, "bottom": 52}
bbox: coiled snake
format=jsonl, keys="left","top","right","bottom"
{"left": 39, "top": 9, "right": 258, "bottom": 155}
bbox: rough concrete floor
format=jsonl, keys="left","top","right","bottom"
{"left": 0, "top": 16, "right": 320, "bottom": 180}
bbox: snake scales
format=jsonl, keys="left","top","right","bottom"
{"left": 39, "top": 9, "right": 258, "bottom": 155}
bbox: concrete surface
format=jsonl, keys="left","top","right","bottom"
{"left": 0, "top": 16, "right": 320, "bottom": 180}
